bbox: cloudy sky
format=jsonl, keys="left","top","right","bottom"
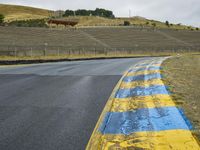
{"left": 1, "top": 0, "right": 200, "bottom": 27}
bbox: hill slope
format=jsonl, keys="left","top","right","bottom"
{"left": 65, "top": 16, "right": 190, "bottom": 30}
{"left": 0, "top": 4, "right": 52, "bottom": 22}
{"left": 0, "top": 4, "right": 197, "bottom": 30}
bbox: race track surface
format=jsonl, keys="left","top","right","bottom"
{"left": 0, "top": 58, "right": 149, "bottom": 150}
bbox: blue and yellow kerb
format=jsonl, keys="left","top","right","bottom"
{"left": 86, "top": 57, "right": 200, "bottom": 150}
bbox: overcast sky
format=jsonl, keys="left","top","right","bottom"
{"left": 1, "top": 0, "right": 200, "bottom": 27}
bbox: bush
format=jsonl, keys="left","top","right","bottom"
{"left": 196, "top": 28, "right": 199, "bottom": 31}
{"left": 0, "top": 14, "right": 5, "bottom": 24}
{"left": 124, "top": 21, "right": 130, "bottom": 26}
{"left": 152, "top": 23, "right": 156, "bottom": 27}
{"left": 8, "top": 19, "right": 48, "bottom": 27}
{"left": 165, "top": 21, "right": 169, "bottom": 27}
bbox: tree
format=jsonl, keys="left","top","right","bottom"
{"left": 165, "top": 21, "right": 169, "bottom": 27}
{"left": 0, "top": 14, "right": 5, "bottom": 24}
{"left": 152, "top": 23, "right": 156, "bottom": 27}
{"left": 63, "top": 10, "right": 74, "bottom": 17}
{"left": 75, "top": 9, "right": 90, "bottom": 16}
{"left": 62, "top": 8, "right": 115, "bottom": 18}
{"left": 94, "top": 8, "right": 115, "bottom": 18}
{"left": 124, "top": 21, "right": 130, "bottom": 26}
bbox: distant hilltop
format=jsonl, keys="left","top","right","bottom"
{"left": 0, "top": 4, "right": 52, "bottom": 22}
{"left": 0, "top": 3, "right": 198, "bottom": 30}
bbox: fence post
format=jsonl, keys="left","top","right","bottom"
{"left": 14, "top": 47, "right": 17, "bottom": 59}
{"left": 44, "top": 48, "right": 46, "bottom": 56}
{"left": 69, "top": 48, "right": 71, "bottom": 57}
{"left": 57, "top": 47, "right": 60, "bottom": 57}
{"left": 82, "top": 48, "right": 85, "bottom": 56}
{"left": 94, "top": 47, "right": 96, "bottom": 56}
{"left": 30, "top": 47, "right": 33, "bottom": 57}
{"left": 104, "top": 48, "right": 107, "bottom": 56}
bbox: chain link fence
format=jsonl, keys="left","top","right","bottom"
{"left": 0, "top": 45, "right": 199, "bottom": 57}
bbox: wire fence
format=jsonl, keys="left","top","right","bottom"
{"left": 0, "top": 45, "right": 199, "bottom": 57}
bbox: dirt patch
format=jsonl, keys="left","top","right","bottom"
{"left": 162, "top": 54, "right": 200, "bottom": 140}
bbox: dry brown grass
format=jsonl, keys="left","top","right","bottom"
{"left": 0, "top": 4, "right": 52, "bottom": 22}
{"left": 162, "top": 54, "right": 200, "bottom": 139}
{"left": 0, "top": 52, "right": 171, "bottom": 61}
{"left": 0, "top": 4, "right": 194, "bottom": 30}
{"left": 64, "top": 16, "right": 191, "bottom": 30}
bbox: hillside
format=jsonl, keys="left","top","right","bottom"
{"left": 64, "top": 16, "right": 191, "bottom": 30}
{"left": 0, "top": 26, "right": 199, "bottom": 55}
{"left": 0, "top": 4, "right": 52, "bottom": 22}
{"left": 0, "top": 4, "right": 197, "bottom": 30}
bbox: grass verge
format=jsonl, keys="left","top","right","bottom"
{"left": 162, "top": 54, "right": 200, "bottom": 140}
{"left": 0, "top": 53, "right": 172, "bottom": 65}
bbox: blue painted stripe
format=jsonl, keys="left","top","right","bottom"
{"left": 178, "top": 108, "right": 193, "bottom": 130}
{"left": 123, "top": 73, "right": 162, "bottom": 82}
{"left": 115, "top": 85, "right": 169, "bottom": 98}
{"left": 128, "top": 66, "right": 162, "bottom": 73}
{"left": 99, "top": 107, "right": 191, "bottom": 135}
{"left": 135, "top": 63, "right": 161, "bottom": 67}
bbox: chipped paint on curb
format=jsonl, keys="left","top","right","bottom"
{"left": 86, "top": 57, "right": 200, "bottom": 150}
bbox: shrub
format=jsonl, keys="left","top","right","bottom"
{"left": 0, "top": 14, "right": 5, "bottom": 24}
{"left": 196, "top": 28, "right": 199, "bottom": 31}
{"left": 124, "top": 21, "right": 130, "bottom": 26}
{"left": 165, "top": 21, "right": 169, "bottom": 27}
{"left": 8, "top": 19, "right": 48, "bottom": 27}
{"left": 152, "top": 23, "right": 156, "bottom": 27}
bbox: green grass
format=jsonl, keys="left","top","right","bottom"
{"left": 162, "top": 54, "right": 200, "bottom": 140}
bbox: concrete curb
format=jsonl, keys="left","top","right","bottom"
{"left": 86, "top": 57, "right": 200, "bottom": 149}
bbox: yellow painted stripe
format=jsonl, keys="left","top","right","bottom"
{"left": 87, "top": 130, "right": 200, "bottom": 150}
{"left": 110, "top": 95, "right": 175, "bottom": 112}
{"left": 127, "top": 69, "right": 160, "bottom": 77}
{"left": 134, "top": 63, "right": 161, "bottom": 68}
{"left": 86, "top": 70, "right": 130, "bottom": 150}
{"left": 120, "top": 78, "right": 164, "bottom": 89}
{"left": 87, "top": 58, "right": 200, "bottom": 149}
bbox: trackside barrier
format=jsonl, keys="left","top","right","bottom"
{"left": 86, "top": 57, "right": 200, "bottom": 150}
{"left": 0, "top": 45, "right": 199, "bottom": 57}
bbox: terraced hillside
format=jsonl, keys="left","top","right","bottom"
{"left": 0, "top": 26, "right": 199, "bottom": 57}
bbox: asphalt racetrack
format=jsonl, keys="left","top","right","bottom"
{"left": 0, "top": 58, "right": 151, "bottom": 150}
